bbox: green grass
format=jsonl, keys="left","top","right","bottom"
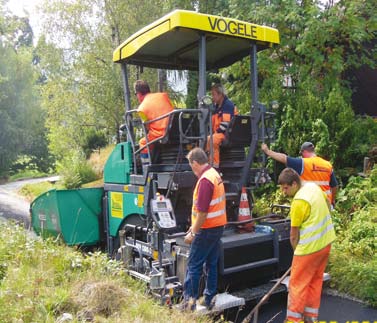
{"left": 19, "top": 179, "right": 104, "bottom": 202}
{"left": 0, "top": 223, "right": 210, "bottom": 322}
{"left": 17, "top": 145, "right": 112, "bottom": 201}
{"left": 9, "top": 170, "right": 48, "bottom": 182}
{"left": 19, "top": 181, "right": 63, "bottom": 202}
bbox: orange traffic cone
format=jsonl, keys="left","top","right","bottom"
{"left": 237, "top": 187, "right": 254, "bottom": 233}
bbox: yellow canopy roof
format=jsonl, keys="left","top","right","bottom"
{"left": 113, "top": 10, "right": 279, "bottom": 70}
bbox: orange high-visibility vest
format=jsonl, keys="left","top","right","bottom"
{"left": 211, "top": 106, "right": 239, "bottom": 133}
{"left": 192, "top": 167, "right": 227, "bottom": 229}
{"left": 137, "top": 93, "right": 174, "bottom": 137}
{"left": 301, "top": 156, "right": 333, "bottom": 203}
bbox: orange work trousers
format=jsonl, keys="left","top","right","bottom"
{"left": 206, "top": 133, "right": 225, "bottom": 168}
{"left": 139, "top": 130, "right": 161, "bottom": 155}
{"left": 286, "top": 244, "right": 331, "bottom": 323}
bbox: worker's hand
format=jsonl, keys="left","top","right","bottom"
{"left": 261, "top": 143, "right": 269, "bottom": 153}
{"left": 184, "top": 232, "right": 194, "bottom": 244}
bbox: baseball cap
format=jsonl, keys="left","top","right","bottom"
{"left": 300, "top": 142, "right": 315, "bottom": 153}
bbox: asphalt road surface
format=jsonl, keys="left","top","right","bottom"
{"left": 0, "top": 177, "right": 376, "bottom": 323}
{"left": 0, "top": 176, "right": 59, "bottom": 228}
{"left": 232, "top": 292, "right": 377, "bottom": 323}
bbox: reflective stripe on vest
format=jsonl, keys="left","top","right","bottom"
{"left": 299, "top": 223, "right": 334, "bottom": 245}
{"left": 209, "top": 195, "right": 225, "bottom": 206}
{"left": 300, "top": 214, "right": 331, "bottom": 235}
{"left": 293, "top": 183, "right": 336, "bottom": 255}
{"left": 191, "top": 167, "right": 227, "bottom": 229}
{"left": 302, "top": 180, "right": 330, "bottom": 186}
{"left": 301, "top": 156, "right": 333, "bottom": 203}
{"left": 193, "top": 208, "right": 226, "bottom": 219}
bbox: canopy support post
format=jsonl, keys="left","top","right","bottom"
{"left": 198, "top": 34, "right": 206, "bottom": 100}
{"left": 121, "top": 62, "right": 134, "bottom": 146}
{"left": 250, "top": 43, "right": 258, "bottom": 110}
{"left": 121, "top": 63, "right": 132, "bottom": 114}
{"left": 240, "top": 43, "right": 261, "bottom": 187}
{"left": 197, "top": 34, "right": 209, "bottom": 150}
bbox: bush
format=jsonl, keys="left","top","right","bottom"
{"left": 328, "top": 167, "right": 377, "bottom": 306}
{"left": 329, "top": 209, "right": 377, "bottom": 307}
{"left": 253, "top": 184, "right": 291, "bottom": 216}
{"left": 81, "top": 128, "right": 108, "bottom": 158}
{"left": 58, "top": 153, "right": 98, "bottom": 189}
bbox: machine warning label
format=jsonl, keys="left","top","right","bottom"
{"left": 111, "top": 192, "right": 123, "bottom": 218}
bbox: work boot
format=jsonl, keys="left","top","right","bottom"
{"left": 176, "top": 297, "right": 196, "bottom": 312}
{"left": 303, "top": 316, "right": 316, "bottom": 323}
{"left": 198, "top": 295, "right": 216, "bottom": 310}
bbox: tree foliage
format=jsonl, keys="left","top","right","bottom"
{"left": 0, "top": 3, "right": 50, "bottom": 175}
{"left": 37, "top": 0, "right": 195, "bottom": 164}
{"left": 220, "top": 0, "right": 377, "bottom": 170}
{"left": 1, "top": 0, "right": 376, "bottom": 177}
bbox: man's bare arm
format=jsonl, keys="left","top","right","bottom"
{"left": 192, "top": 211, "right": 207, "bottom": 234}
{"left": 290, "top": 226, "right": 300, "bottom": 251}
{"left": 261, "top": 143, "right": 288, "bottom": 165}
{"left": 331, "top": 186, "right": 337, "bottom": 207}
{"left": 184, "top": 211, "right": 207, "bottom": 244}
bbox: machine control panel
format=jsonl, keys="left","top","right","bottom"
{"left": 150, "top": 195, "right": 177, "bottom": 230}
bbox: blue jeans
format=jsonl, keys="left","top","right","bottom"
{"left": 183, "top": 226, "right": 224, "bottom": 304}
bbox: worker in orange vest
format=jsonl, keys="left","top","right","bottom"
{"left": 134, "top": 80, "right": 174, "bottom": 164}
{"left": 278, "top": 168, "right": 336, "bottom": 323}
{"left": 181, "top": 147, "right": 227, "bottom": 311}
{"left": 206, "top": 84, "right": 237, "bottom": 168}
{"left": 261, "top": 142, "right": 338, "bottom": 208}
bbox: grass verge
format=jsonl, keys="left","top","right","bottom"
{"left": 19, "top": 181, "right": 63, "bottom": 202}
{"left": 19, "top": 145, "right": 112, "bottom": 201}
{"left": 0, "top": 222, "right": 210, "bottom": 323}
{"left": 19, "top": 178, "right": 104, "bottom": 202}
{"left": 9, "top": 170, "right": 48, "bottom": 182}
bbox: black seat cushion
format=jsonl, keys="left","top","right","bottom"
{"left": 221, "top": 115, "right": 252, "bottom": 147}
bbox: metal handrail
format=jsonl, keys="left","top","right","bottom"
{"left": 129, "top": 109, "right": 205, "bottom": 155}
{"left": 133, "top": 110, "right": 177, "bottom": 155}
{"left": 178, "top": 109, "right": 204, "bottom": 141}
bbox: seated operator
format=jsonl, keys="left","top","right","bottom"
{"left": 206, "top": 83, "right": 237, "bottom": 168}
{"left": 134, "top": 80, "right": 174, "bottom": 165}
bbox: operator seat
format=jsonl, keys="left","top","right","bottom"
{"left": 151, "top": 111, "right": 199, "bottom": 168}
{"left": 220, "top": 115, "right": 252, "bottom": 168}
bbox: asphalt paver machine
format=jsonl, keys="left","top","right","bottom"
{"left": 31, "top": 10, "right": 293, "bottom": 310}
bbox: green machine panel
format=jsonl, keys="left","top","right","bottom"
{"left": 31, "top": 188, "right": 104, "bottom": 246}
{"left": 104, "top": 142, "right": 132, "bottom": 184}
{"left": 108, "top": 190, "right": 145, "bottom": 236}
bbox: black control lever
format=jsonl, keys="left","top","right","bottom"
{"left": 226, "top": 214, "right": 283, "bottom": 227}
{"left": 167, "top": 232, "right": 187, "bottom": 239}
